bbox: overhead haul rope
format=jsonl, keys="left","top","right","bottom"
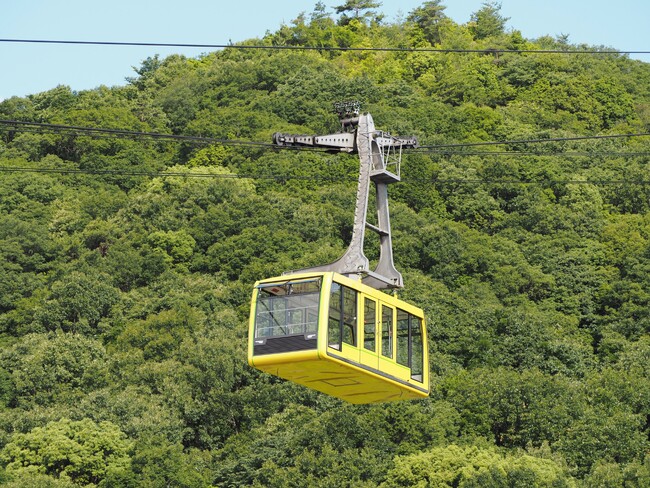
{"left": 2, "top": 120, "right": 650, "bottom": 153}
{"left": 2, "top": 120, "right": 650, "bottom": 184}
{"left": 0, "top": 38, "right": 647, "bottom": 56}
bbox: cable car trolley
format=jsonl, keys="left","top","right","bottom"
{"left": 248, "top": 103, "right": 429, "bottom": 403}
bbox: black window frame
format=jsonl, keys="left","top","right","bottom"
{"left": 328, "top": 282, "right": 358, "bottom": 350}
{"left": 396, "top": 308, "right": 425, "bottom": 383}
{"left": 381, "top": 305, "right": 393, "bottom": 359}
{"left": 363, "top": 297, "right": 377, "bottom": 352}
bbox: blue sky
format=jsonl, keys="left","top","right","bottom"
{"left": 1, "top": 0, "right": 648, "bottom": 101}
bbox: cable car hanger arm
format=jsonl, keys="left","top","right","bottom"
{"left": 272, "top": 104, "right": 417, "bottom": 290}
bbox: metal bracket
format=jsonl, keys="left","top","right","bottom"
{"left": 273, "top": 111, "right": 417, "bottom": 290}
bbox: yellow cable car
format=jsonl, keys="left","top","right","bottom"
{"left": 249, "top": 108, "right": 428, "bottom": 403}
{"left": 248, "top": 271, "right": 429, "bottom": 404}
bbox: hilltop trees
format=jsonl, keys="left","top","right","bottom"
{"left": 0, "top": 1, "right": 649, "bottom": 486}
{"left": 407, "top": 1, "right": 448, "bottom": 45}
{"left": 335, "top": 0, "right": 384, "bottom": 25}
{"left": 469, "top": 1, "right": 509, "bottom": 40}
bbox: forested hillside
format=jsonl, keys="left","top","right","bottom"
{"left": 0, "top": 1, "right": 649, "bottom": 486}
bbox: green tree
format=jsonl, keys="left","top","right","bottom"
{"left": 126, "top": 55, "right": 163, "bottom": 91}
{"left": 441, "top": 368, "right": 587, "bottom": 448}
{"left": 78, "top": 385, "right": 186, "bottom": 444}
{"left": 1, "top": 332, "right": 108, "bottom": 407}
{"left": 553, "top": 409, "right": 649, "bottom": 476}
{"left": 583, "top": 455, "right": 650, "bottom": 488}
{"left": 129, "top": 435, "right": 212, "bottom": 487}
{"left": 148, "top": 229, "right": 196, "bottom": 265}
{"left": 115, "top": 307, "right": 204, "bottom": 361}
{"left": 0, "top": 473, "right": 77, "bottom": 487}
{"left": 310, "top": 2, "right": 330, "bottom": 23}
{"left": 335, "top": 0, "right": 383, "bottom": 25}
{"left": 0, "top": 418, "right": 132, "bottom": 486}
{"left": 469, "top": 2, "right": 509, "bottom": 40}
{"left": 382, "top": 444, "right": 575, "bottom": 487}
{"left": 407, "top": 0, "right": 447, "bottom": 45}
{"left": 33, "top": 271, "right": 120, "bottom": 334}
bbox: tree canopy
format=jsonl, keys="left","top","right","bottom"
{"left": 0, "top": 1, "right": 649, "bottom": 486}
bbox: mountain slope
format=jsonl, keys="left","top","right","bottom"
{"left": 0, "top": 2, "right": 649, "bottom": 486}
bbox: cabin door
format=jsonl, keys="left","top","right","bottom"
{"left": 359, "top": 297, "right": 379, "bottom": 371}
{"left": 327, "top": 282, "right": 359, "bottom": 364}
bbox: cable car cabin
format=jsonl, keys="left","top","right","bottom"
{"left": 248, "top": 271, "right": 429, "bottom": 404}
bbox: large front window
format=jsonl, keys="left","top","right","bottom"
{"left": 254, "top": 278, "right": 321, "bottom": 338}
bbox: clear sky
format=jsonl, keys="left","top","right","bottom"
{"left": 1, "top": 0, "right": 648, "bottom": 101}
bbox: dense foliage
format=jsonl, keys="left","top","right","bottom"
{"left": 1, "top": 1, "right": 649, "bottom": 486}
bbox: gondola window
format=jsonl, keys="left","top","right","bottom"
{"left": 328, "top": 282, "right": 358, "bottom": 349}
{"left": 254, "top": 279, "right": 321, "bottom": 338}
{"left": 364, "top": 298, "right": 377, "bottom": 351}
